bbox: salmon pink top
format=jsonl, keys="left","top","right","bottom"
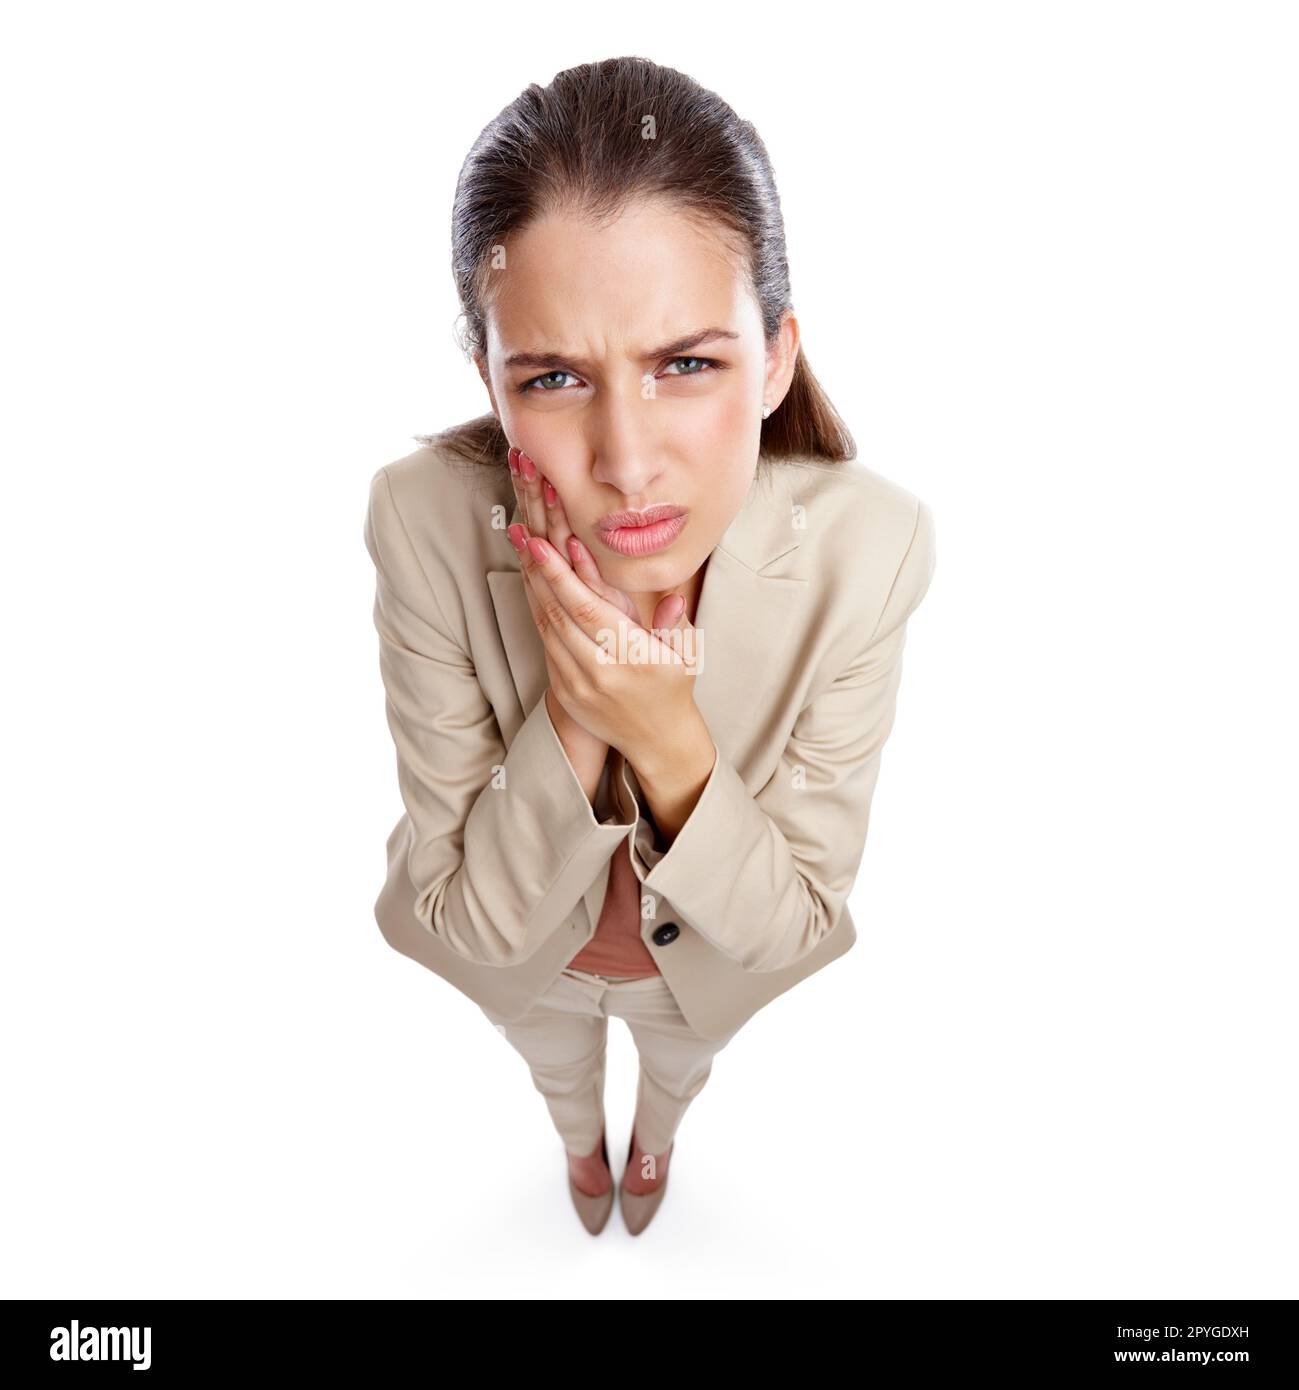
{"left": 564, "top": 752, "right": 662, "bottom": 979}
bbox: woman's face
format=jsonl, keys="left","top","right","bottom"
{"left": 475, "top": 200, "right": 799, "bottom": 594}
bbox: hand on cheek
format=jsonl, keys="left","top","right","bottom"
{"left": 505, "top": 483, "right": 699, "bottom": 763}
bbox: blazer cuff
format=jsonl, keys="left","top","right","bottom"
{"left": 491, "top": 693, "right": 637, "bottom": 937}
{"left": 612, "top": 743, "right": 841, "bottom": 972}
{"left": 612, "top": 739, "right": 776, "bottom": 963}
{"left": 612, "top": 743, "right": 708, "bottom": 878}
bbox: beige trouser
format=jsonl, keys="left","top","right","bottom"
{"left": 479, "top": 965, "right": 740, "bottom": 1158}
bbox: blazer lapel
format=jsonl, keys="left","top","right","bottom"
{"left": 486, "top": 464, "right": 810, "bottom": 773}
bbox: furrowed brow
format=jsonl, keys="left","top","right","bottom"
{"left": 503, "top": 327, "right": 740, "bottom": 373}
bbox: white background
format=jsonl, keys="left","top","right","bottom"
{"left": 2, "top": 1, "right": 1295, "bottom": 1298}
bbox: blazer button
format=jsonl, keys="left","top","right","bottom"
{"left": 651, "top": 922, "right": 680, "bottom": 947}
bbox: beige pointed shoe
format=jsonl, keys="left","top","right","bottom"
{"left": 619, "top": 1129, "right": 674, "bottom": 1237}
{"left": 568, "top": 1127, "right": 614, "bottom": 1235}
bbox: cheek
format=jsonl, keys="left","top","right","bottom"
{"left": 684, "top": 397, "right": 761, "bottom": 517}
{"left": 689, "top": 388, "right": 754, "bottom": 451}
{"left": 502, "top": 427, "right": 582, "bottom": 499}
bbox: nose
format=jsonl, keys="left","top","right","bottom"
{"left": 586, "top": 399, "right": 669, "bottom": 501}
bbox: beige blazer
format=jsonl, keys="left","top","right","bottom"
{"left": 363, "top": 437, "right": 936, "bottom": 1041}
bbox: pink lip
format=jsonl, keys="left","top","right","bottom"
{"left": 596, "top": 507, "right": 688, "bottom": 557}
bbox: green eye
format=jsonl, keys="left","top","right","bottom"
{"left": 516, "top": 356, "right": 725, "bottom": 395}
{"left": 525, "top": 371, "right": 577, "bottom": 393}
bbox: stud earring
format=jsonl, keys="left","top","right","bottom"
{"left": 761, "top": 403, "right": 772, "bottom": 420}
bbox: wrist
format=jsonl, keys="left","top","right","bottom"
{"left": 628, "top": 704, "right": 714, "bottom": 791}
{"left": 545, "top": 689, "right": 610, "bottom": 806}
{"left": 546, "top": 688, "right": 606, "bottom": 751}
{"left": 624, "top": 708, "right": 716, "bottom": 849}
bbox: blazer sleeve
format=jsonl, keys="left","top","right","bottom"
{"left": 364, "top": 464, "right": 637, "bottom": 967}
{"left": 619, "top": 497, "right": 937, "bottom": 973}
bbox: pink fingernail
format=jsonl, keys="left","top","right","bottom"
{"left": 507, "top": 523, "right": 526, "bottom": 552}
{"left": 542, "top": 478, "right": 557, "bottom": 507}
{"left": 526, "top": 536, "right": 548, "bottom": 564}
{"left": 507, "top": 447, "right": 520, "bottom": 476}
{"left": 519, "top": 453, "right": 538, "bottom": 481}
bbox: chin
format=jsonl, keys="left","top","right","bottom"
{"left": 618, "top": 545, "right": 691, "bottom": 576}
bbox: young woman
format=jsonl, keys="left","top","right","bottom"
{"left": 363, "top": 56, "right": 936, "bottom": 1236}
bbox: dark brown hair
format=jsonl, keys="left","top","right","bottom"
{"left": 418, "top": 55, "right": 855, "bottom": 475}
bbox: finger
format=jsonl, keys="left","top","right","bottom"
{"left": 515, "top": 520, "right": 629, "bottom": 679}
{"left": 563, "top": 531, "right": 638, "bottom": 621}
{"left": 513, "top": 446, "right": 547, "bottom": 536}
{"left": 507, "top": 447, "right": 537, "bottom": 536}
{"left": 563, "top": 530, "right": 605, "bottom": 590}
{"left": 509, "top": 521, "right": 547, "bottom": 617}
{"left": 538, "top": 606, "right": 587, "bottom": 694}
{"left": 523, "top": 536, "right": 620, "bottom": 679}
{"left": 508, "top": 522, "right": 592, "bottom": 690}
{"left": 507, "top": 446, "right": 541, "bottom": 535}
{"left": 526, "top": 566, "right": 588, "bottom": 691}
{"left": 540, "top": 474, "right": 576, "bottom": 572}
{"left": 511, "top": 521, "right": 567, "bottom": 627}
{"left": 521, "top": 532, "right": 623, "bottom": 659}
{"left": 519, "top": 533, "right": 582, "bottom": 645}
{"left": 652, "top": 592, "right": 688, "bottom": 629}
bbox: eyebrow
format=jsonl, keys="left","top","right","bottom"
{"left": 502, "top": 327, "right": 741, "bottom": 373}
